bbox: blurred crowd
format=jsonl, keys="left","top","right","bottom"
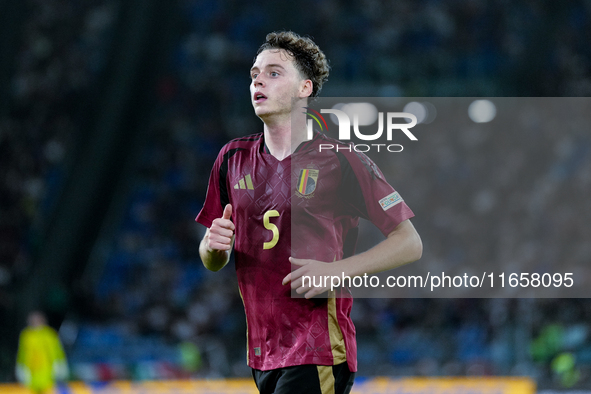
{"left": 0, "top": 0, "right": 117, "bottom": 335}
{"left": 1, "top": 0, "right": 590, "bottom": 389}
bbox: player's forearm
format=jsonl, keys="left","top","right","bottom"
{"left": 199, "top": 229, "right": 233, "bottom": 271}
{"left": 340, "top": 219, "right": 422, "bottom": 277}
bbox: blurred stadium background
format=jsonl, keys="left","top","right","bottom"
{"left": 1, "top": 0, "right": 590, "bottom": 392}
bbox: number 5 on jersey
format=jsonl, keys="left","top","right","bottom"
{"left": 263, "top": 210, "right": 280, "bottom": 250}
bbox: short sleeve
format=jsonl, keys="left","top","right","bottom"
{"left": 338, "top": 150, "right": 414, "bottom": 236}
{"left": 195, "top": 148, "right": 226, "bottom": 228}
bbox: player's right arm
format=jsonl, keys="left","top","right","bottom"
{"left": 199, "top": 204, "right": 235, "bottom": 271}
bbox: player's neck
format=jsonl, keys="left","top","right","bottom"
{"left": 263, "top": 112, "right": 307, "bottom": 161}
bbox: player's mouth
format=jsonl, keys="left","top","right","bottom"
{"left": 253, "top": 91, "right": 267, "bottom": 104}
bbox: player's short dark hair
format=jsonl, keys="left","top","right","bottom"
{"left": 256, "top": 31, "right": 330, "bottom": 98}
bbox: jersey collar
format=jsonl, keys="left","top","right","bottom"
{"left": 261, "top": 131, "right": 322, "bottom": 156}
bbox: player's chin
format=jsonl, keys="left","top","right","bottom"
{"left": 254, "top": 106, "right": 271, "bottom": 118}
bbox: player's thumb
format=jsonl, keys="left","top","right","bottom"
{"left": 222, "top": 204, "right": 232, "bottom": 220}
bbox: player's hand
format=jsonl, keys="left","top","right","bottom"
{"left": 207, "top": 204, "right": 235, "bottom": 251}
{"left": 282, "top": 257, "right": 335, "bottom": 299}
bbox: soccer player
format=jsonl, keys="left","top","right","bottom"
{"left": 16, "top": 311, "right": 69, "bottom": 394}
{"left": 196, "top": 31, "right": 422, "bottom": 394}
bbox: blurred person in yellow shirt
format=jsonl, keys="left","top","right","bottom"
{"left": 16, "top": 311, "right": 69, "bottom": 394}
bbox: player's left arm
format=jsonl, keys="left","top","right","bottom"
{"left": 283, "top": 219, "right": 422, "bottom": 298}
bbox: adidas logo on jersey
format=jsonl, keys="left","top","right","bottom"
{"left": 234, "top": 174, "right": 254, "bottom": 190}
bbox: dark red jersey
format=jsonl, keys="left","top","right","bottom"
{"left": 196, "top": 132, "right": 414, "bottom": 372}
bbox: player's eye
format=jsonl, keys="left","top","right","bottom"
{"left": 270, "top": 71, "right": 279, "bottom": 77}
{"left": 251, "top": 73, "right": 258, "bottom": 79}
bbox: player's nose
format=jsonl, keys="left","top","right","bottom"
{"left": 253, "top": 74, "right": 265, "bottom": 87}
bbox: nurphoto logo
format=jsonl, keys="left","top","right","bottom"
{"left": 305, "top": 106, "right": 418, "bottom": 153}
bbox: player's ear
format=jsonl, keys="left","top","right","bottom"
{"left": 299, "top": 79, "right": 313, "bottom": 99}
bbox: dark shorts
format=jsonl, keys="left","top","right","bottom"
{"left": 251, "top": 363, "right": 355, "bottom": 394}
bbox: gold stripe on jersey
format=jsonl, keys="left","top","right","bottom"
{"left": 237, "top": 287, "right": 249, "bottom": 363}
{"left": 245, "top": 174, "right": 254, "bottom": 190}
{"left": 327, "top": 291, "right": 347, "bottom": 365}
{"left": 316, "top": 365, "right": 336, "bottom": 394}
